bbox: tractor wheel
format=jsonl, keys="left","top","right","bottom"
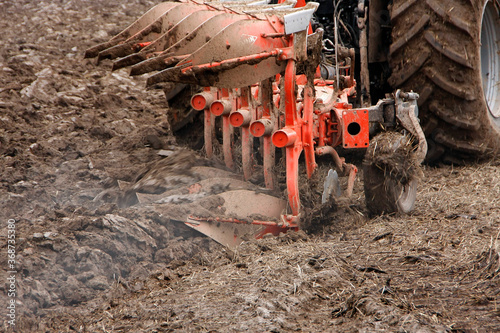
{"left": 389, "top": 0, "right": 500, "bottom": 162}
{"left": 363, "top": 132, "right": 419, "bottom": 216}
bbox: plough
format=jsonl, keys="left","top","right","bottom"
{"left": 86, "top": 0, "right": 427, "bottom": 248}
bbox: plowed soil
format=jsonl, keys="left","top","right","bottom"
{"left": 1, "top": 1, "right": 499, "bottom": 332}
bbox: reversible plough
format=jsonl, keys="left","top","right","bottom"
{"left": 86, "top": 0, "right": 427, "bottom": 248}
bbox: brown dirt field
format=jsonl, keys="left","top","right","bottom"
{"left": 1, "top": 1, "right": 499, "bottom": 332}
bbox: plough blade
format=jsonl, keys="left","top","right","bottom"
{"left": 128, "top": 12, "right": 247, "bottom": 75}
{"left": 216, "top": 190, "right": 285, "bottom": 218}
{"left": 129, "top": 54, "right": 188, "bottom": 76}
{"left": 86, "top": 0, "right": 285, "bottom": 61}
{"left": 185, "top": 190, "right": 288, "bottom": 249}
{"left": 139, "top": 9, "right": 222, "bottom": 55}
{"left": 97, "top": 2, "right": 208, "bottom": 62}
{"left": 136, "top": 177, "right": 254, "bottom": 205}
{"left": 86, "top": 0, "right": 318, "bottom": 87}
{"left": 185, "top": 217, "right": 290, "bottom": 250}
{"left": 148, "top": 18, "right": 288, "bottom": 88}
{"left": 84, "top": 1, "right": 181, "bottom": 58}
{"left": 111, "top": 8, "right": 223, "bottom": 71}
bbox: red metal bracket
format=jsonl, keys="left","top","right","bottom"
{"left": 341, "top": 108, "right": 369, "bottom": 148}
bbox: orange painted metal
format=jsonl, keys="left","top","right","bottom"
{"left": 283, "top": 57, "right": 302, "bottom": 219}
{"left": 272, "top": 127, "right": 297, "bottom": 148}
{"left": 237, "top": 87, "right": 253, "bottom": 181}
{"left": 191, "top": 88, "right": 216, "bottom": 158}
{"left": 254, "top": 79, "right": 276, "bottom": 189}
{"left": 191, "top": 91, "right": 214, "bottom": 111}
{"left": 341, "top": 109, "right": 370, "bottom": 148}
{"left": 250, "top": 119, "right": 273, "bottom": 137}
{"left": 204, "top": 109, "right": 215, "bottom": 159}
{"left": 229, "top": 108, "right": 252, "bottom": 127}
{"left": 210, "top": 88, "right": 234, "bottom": 169}
{"left": 210, "top": 100, "right": 232, "bottom": 116}
{"left": 302, "top": 84, "right": 317, "bottom": 178}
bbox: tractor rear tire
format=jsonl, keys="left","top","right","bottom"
{"left": 389, "top": 0, "right": 500, "bottom": 162}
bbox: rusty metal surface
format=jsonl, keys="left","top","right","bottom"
{"left": 114, "top": 2, "right": 183, "bottom": 41}
{"left": 217, "top": 190, "right": 286, "bottom": 219}
{"left": 97, "top": 3, "right": 200, "bottom": 61}
{"left": 129, "top": 12, "right": 247, "bottom": 75}
{"left": 149, "top": 19, "right": 288, "bottom": 88}
{"left": 184, "top": 217, "right": 266, "bottom": 249}
{"left": 84, "top": 1, "right": 181, "bottom": 58}
{"left": 190, "top": 166, "right": 243, "bottom": 180}
{"left": 124, "top": 3, "right": 209, "bottom": 43}
{"left": 185, "top": 189, "right": 286, "bottom": 248}
{"left": 142, "top": 10, "right": 221, "bottom": 54}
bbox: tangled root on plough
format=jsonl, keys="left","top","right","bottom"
{"left": 364, "top": 131, "right": 422, "bottom": 185}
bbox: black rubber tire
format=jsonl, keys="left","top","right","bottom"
{"left": 389, "top": 0, "right": 500, "bottom": 162}
{"left": 363, "top": 132, "right": 418, "bottom": 216}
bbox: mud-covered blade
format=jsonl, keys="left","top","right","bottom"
{"left": 184, "top": 190, "right": 287, "bottom": 248}
{"left": 185, "top": 217, "right": 271, "bottom": 249}
{"left": 216, "top": 190, "right": 285, "bottom": 218}
{"left": 322, "top": 169, "right": 341, "bottom": 203}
